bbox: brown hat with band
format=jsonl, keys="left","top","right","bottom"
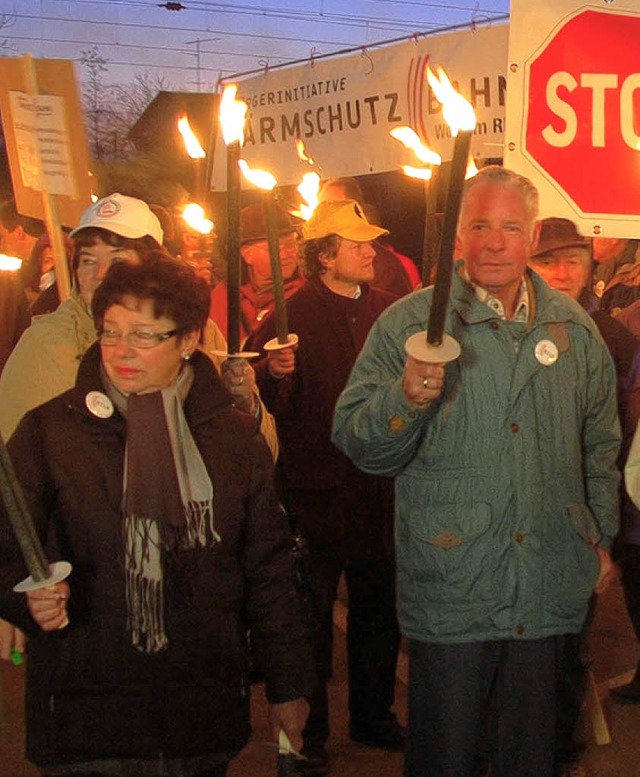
{"left": 240, "top": 203, "right": 300, "bottom": 244}
{"left": 531, "top": 217, "right": 590, "bottom": 258}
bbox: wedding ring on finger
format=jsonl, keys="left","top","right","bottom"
{"left": 422, "top": 378, "right": 429, "bottom": 389}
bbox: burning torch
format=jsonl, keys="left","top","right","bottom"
{"left": 404, "top": 64, "right": 477, "bottom": 366}
{"left": 238, "top": 160, "right": 298, "bottom": 354}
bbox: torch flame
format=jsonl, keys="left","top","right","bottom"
{"left": 290, "top": 172, "right": 320, "bottom": 221}
{"left": 402, "top": 165, "right": 433, "bottom": 181}
{"left": 219, "top": 84, "right": 247, "bottom": 146}
{"left": 238, "top": 159, "right": 277, "bottom": 191}
{"left": 295, "top": 139, "right": 316, "bottom": 166}
{"left": 182, "top": 203, "right": 214, "bottom": 235}
{"left": 0, "top": 253, "right": 22, "bottom": 271}
{"left": 390, "top": 127, "right": 442, "bottom": 166}
{"left": 178, "top": 114, "right": 206, "bottom": 159}
{"left": 466, "top": 156, "right": 479, "bottom": 180}
{"left": 426, "top": 65, "right": 476, "bottom": 135}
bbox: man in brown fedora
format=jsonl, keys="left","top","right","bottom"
{"left": 208, "top": 202, "right": 304, "bottom": 343}
{"left": 530, "top": 216, "right": 640, "bottom": 776}
{"left": 529, "top": 217, "right": 639, "bottom": 431}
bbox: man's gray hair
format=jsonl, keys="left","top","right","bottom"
{"left": 461, "top": 165, "right": 539, "bottom": 229}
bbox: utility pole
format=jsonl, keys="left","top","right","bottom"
{"left": 185, "top": 37, "right": 220, "bottom": 92}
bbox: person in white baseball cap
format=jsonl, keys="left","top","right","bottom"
{"left": 1, "top": 192, "right": 164, "bottom": 426}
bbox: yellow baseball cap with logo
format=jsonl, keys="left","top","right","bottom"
{"left": 302, "top": 199, "right": 389, "bottom": 242}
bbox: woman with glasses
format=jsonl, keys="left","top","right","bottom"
{"left": 0, "top": 253, "right": 313, "bottom": 777}
{"left": 0, "top": 194, "right": 279, "bottom": 677}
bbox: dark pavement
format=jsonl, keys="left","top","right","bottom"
{"left": 1, "top": 579, "right": 639, "bottom": 777}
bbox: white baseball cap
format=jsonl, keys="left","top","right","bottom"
{"left": 70, "top": 193, "right": 164, "bottom": 246}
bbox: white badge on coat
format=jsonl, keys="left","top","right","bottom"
{"left": 534, "top": 339, "right": 559, "bottom": 366}
{"left": 85, "top": 391, "right": 114, "bottom": 418}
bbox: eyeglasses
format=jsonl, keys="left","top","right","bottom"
{"left": 245, "top": 236, "right": 299, "bottom": 254}
{"left": 97, "top": 327, "right": 181, "bottom": 349}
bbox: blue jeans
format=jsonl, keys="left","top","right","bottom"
{"left": 405, "top": 637, "right": 561, "bottom": 777}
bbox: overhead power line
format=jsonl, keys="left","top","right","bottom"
{"left": 4, "top": 32, "right": 293, "bottom": 64}
{"left": 6, "top": 1, "right": 509, "bottom": 82}
{"left": 223, "top": 15, "right": 509, "bottom": 81}
{"left": 17, "top": 1, "right": 507, "bottom": 36}
{"left": 5, "top": 20, "right": 361, "bottom": 51}
{"left": 52, "top": 0, "right": 506, "bottom": 17}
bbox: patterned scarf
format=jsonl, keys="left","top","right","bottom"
{"left": 103, "top": 364, "right": 219, "bottom": 653}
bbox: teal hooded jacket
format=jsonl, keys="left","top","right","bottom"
{"left": 332, "top": 266, "right": 621, "bottom": 643}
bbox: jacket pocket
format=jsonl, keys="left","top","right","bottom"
{"left": 543, "top": 502, "right": 601, "bottom": 619}
{"left": 403, "top": 501, "right": 497, "bottom": 605}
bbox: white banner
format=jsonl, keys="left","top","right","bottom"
{"left": 504, "top": 0, "right": 640, "bottom": 238}
{"left": 212, "top": 24, "right": 508, "bottom": 190}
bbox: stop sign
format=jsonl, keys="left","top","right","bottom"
{"left": 525, "top": 9, "right": 640, "bottom": 217}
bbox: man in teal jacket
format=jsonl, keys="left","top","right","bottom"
{"left": 332, "top": 166, "right": 620, "bottom": 777}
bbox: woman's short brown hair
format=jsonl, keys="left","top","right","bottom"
{"left": 91, "top": 250, "right": 210, "bottom": 335}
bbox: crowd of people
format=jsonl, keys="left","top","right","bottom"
{"left": 0, "top": 162, "right": 639, "bottom": 777}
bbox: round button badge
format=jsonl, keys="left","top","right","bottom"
{"left": 534, "top": 339, "right": 559, "bottom": 366}
{"left": 85, "top": 391, "right": 114, "bottom": 418}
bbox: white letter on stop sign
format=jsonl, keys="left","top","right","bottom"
{"left": 542, "top": 71, "right": 640, "bottom": 149}
{"left": 582, "top": 73, "right": 618, "bottom": 145}
{"left": 620, "top": 74, "right": 640, "bottom": 148}
{"left": 543, "top": 72, "right": 578, "bottom": 147}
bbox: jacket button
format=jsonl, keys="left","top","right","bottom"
{"left": 510, "top": 423, "right": 519, "bottom": 433}
{"left": 389, "top": 415, "right": 406, "bottom": 433}
{"left": 516, "top": 624, "right": 525, "bottom": 635}
{"left": 490, "top": 321, "right": 500, "bottom": 330}
{"left": 515, "top": 532, "right": 524, "bottom": 543}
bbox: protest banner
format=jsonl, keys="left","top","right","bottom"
{"left": 211, "top": 23, "right": 508, "bottom": 189}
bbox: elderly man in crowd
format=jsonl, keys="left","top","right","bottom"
{"left": 529, "top": 217, "right": 640, "bottom": 775}
{"left": 529, "top": 217, "right": 640, "bottom": 438}
{"left": 209, "top": 203, "right": 304, "bottom": 342}
{"left": 332, "top": 166, "right": 621, "bottom": 777}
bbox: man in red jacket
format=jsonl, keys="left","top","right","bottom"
{"left": 209, "top": 203, "right": 304, "bottom": 343}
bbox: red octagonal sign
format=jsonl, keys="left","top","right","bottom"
{"left": 526, "top": 9, "right": 640, "bottom": 216}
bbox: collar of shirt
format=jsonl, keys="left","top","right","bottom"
{"left": 461, "top": 268, "right": 529, "bottom": 322}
